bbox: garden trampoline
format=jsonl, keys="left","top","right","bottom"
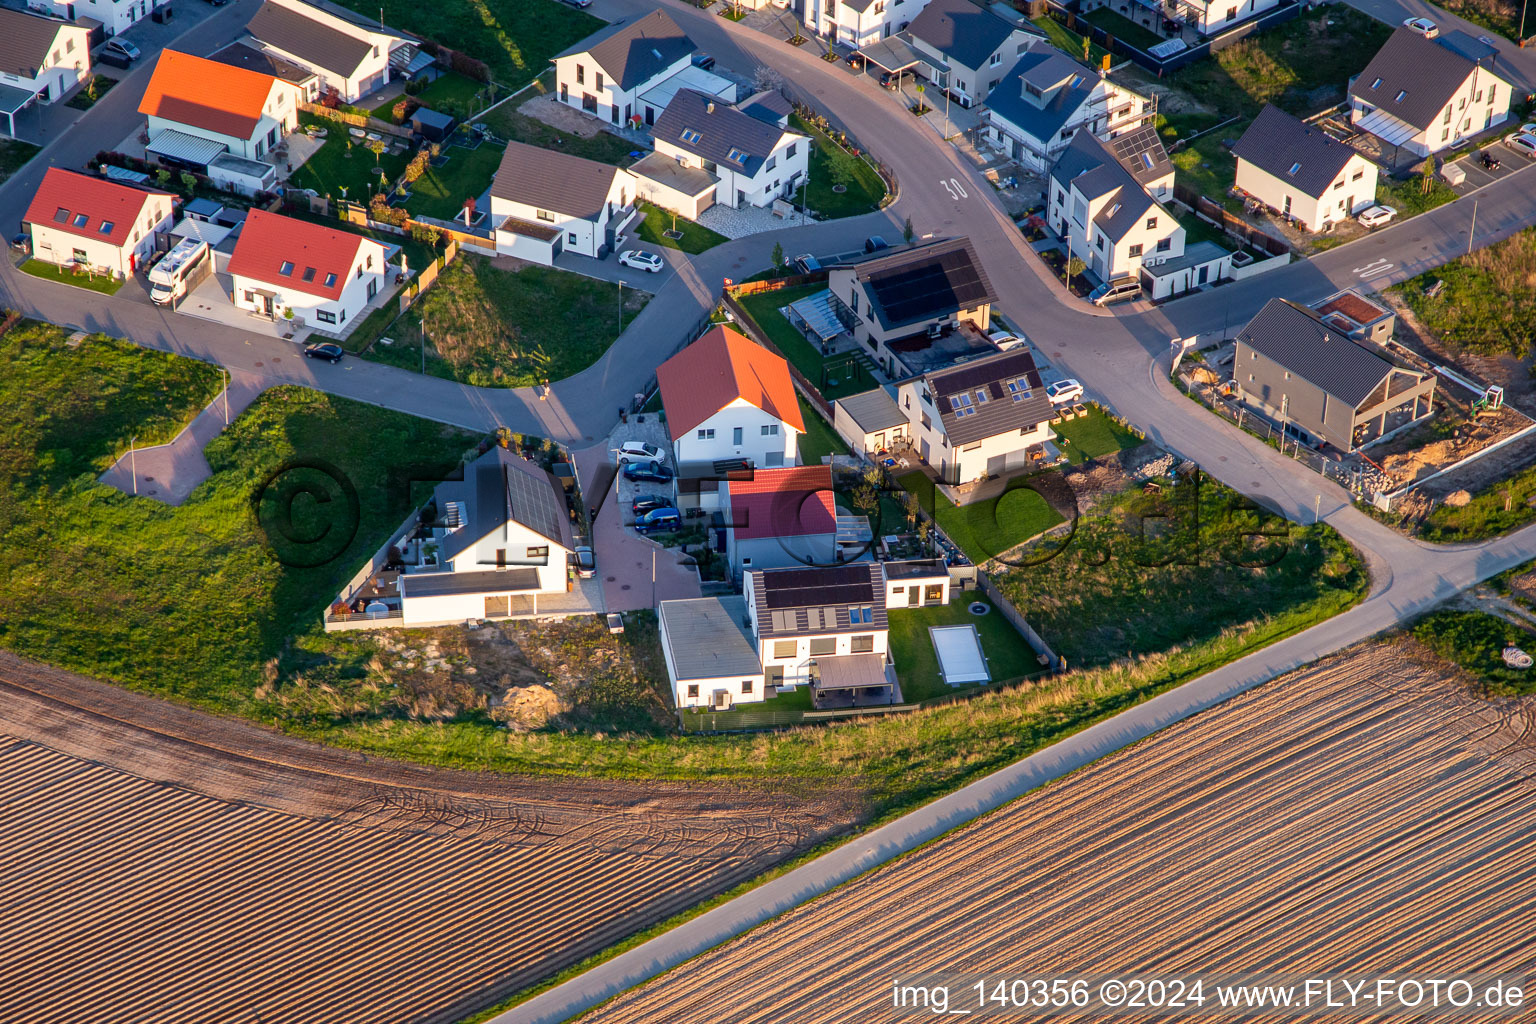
{"left": 929, "top": 624, "right": 990, "bottom": 685}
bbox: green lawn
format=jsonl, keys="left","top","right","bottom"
{"left": 404, "top": 142, "right": 506, "bottom": 220}
{"left": 1053, "top": 407, "right": 1143, "bottom": 465}
{"left": 368, "top": 254, "right": 648, "bottom": 386}
{"left": 797, "top": 397, "right": 850, "bottom": 462}
{"left": 1412, "top": 609, "right": 1536, "bottom": 696}
{"left": 632, "top": 201, "right": 728, "bottom": 254}
{"left": 329, "top": 0, "right": 600, "bottom": 85}
{"left": 1417, "top": 460, "right": 1536, "bottom": 542}
{"left": 1377, "top": 173, "right": 1458, "bottom": 219}
{"left": 1162, "top": 112, "right": 1241, "bottom": 205}
{"left": 64, "top": 74, "right": 116, "bottom": 111}
{"left": 19, "top": 259, "right": 125, "bottom": 295}
{"left": 0, "top": 138, "right": 39, "bottom": 185}
{"left": 734, "top": 283, "right": 879, "bottom": 400}
{"left": 1395, "top": 226, "right": 1536, "bottom": 359}
{"left": 888, "top": 595, "right": 1045, "bottom": 701}
{"left": 899, "top": 471, "right": 1065, "bottom": 564}
{"left": 1031, "top": 15, "right": 1112, "bottom": 64}
{"left": 287, "top": 113, "right": 412, "bottom": 202}
{"left": 790, "top": 113, "right": 888, "bottom": 220}
{"left": 1079, "top": 7, "right": 1163, "bottom": 50}
{"left": 375, "top": 72, "right": 495, "bottom": 121}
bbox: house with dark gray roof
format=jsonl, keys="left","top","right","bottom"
{"left": 0, "top": 8, "right": 90, "bottom": 134}
{"left": 244, "top": 0, "right": 410, "bottom": 103}
{"left": 1232, "top": 105, "right": 1378, "bottom": 232}
{"left": 896, "top": 347, "right": 1057, "bottom": 485}
{"left": 1233, "top": 298, "right": 1435, "bottom": 451}
{"left": 986, "top": 49, "right": 1152, "bottom": 173}
{"left": 746, "top": 564, "right": 895, "bottom": 704}
{"left": 553, "top": 10, "right": 697, "bottom": 129}
{"left": 1348, "top": 27, "right": 1512, "bottom": 157}
{"left": 489, "top": 141, "right": 639, "bottom": 265}
{"left": 210, "top": 41, "right": 320, "bottom": 99}
{"left": 904, "top": 0, "right": 1043, "bottom": 107}
{"left": 806, "top": 0, "right": 935, "bottom": 49}
{"left": 649, "top": 89, "right": 809, "bottom": 209}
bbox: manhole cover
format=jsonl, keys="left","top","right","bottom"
{"left": 969, "top": 602, "right": 990, "bottom": 616}
{"left": 621, "top": 584, "right": 631, "bottom": 590}
{"left": 1218, "top": 456, "right": 1227, "bottom": 462}
{"left": 144, "top": 476, "right": 155, "bottom": 482}
{"left": 253, "top": 361, "right": 263, "bottom": 367}
{"left": 605, "top": 576, "right": 617, "bottom": 582}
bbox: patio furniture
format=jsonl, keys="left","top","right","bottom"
{"left": 348, "top": 127, "right": 365, "bottom": 139}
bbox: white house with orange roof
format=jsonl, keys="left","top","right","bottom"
{"left": 140, "top": 49, "right": 304, "bottom": 166}
{"left": 226, "top": 210, "right": 388, "bottom": 330}
{"left": 22, "top": 168, "right": 175, "bottom": 278}
{"left": 721, "top": 465, "right": 839, "bottom": 576}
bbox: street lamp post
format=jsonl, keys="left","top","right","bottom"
{"left": 129, "top": 436, "right": 139, "bottom": 496}
{"left": 222, "top": 366, "right": 229, "bottom": 426}
{"left": 1468, "top": 198, "right": 1478, "bottom": 255}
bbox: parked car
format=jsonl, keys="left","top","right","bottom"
{"left": 635, "top": 507, "right": 682, "bottom": 533}
{"left": 618, "top": 249, "right": 664, "bottom": 273}
{"left": 303, "top": 342, "right": 344, "bottom": 363}
{"left": 9, "top": 234, "right": 29, "bottom": 254}
{"left": 631, "top": 493, "right": 673, "bottom": 515}
{"left": 572, "top": 545, "right": 595, "bottom": 578}
{"left": 102, "top": 38, "right": 141, "bottom": 62}
{"left": 1088, "top": 279, "right": 1141, "bottom": 306}
{"left": 863, "top": 236, "right": 889, "bottom": 254}
{"left": 1356, "top": 204, "right": 1398, "bottom": 227}
{"left": 691, "top": 53, "right": 716, "bottom": 71}
{"left": 1046, "top": 379, "right": 1084, "bottom": 405}
{"left": 559, "top": 0, "right": 592, "bottom": 6}
{"left": 1402, "top": 16, "right": 1438, "bottom": 37}
{"left": 794, "top": 253, "right": 822, "bottom": 274}
{"left": 96, "top": 48, "right": 132, "bottom": 69}
{"left": 1506, "top": 133, "right": 1536, "bottom": 158}
{"left": 623, "top": 461, "right": 675, "bottom": 483}
{"left": 617, "top": 440, "right": 665, "bottom": 464}
{"left": 1519, "top": 123, "right": 1536, "bottom": 137}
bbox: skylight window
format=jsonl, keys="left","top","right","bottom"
{"left": 680, "top": 128, "right": 702, "bottom": 144}
{"left": 949, "top": 394, "right": 976, "bottom": 417}
{"left": 72, "top": 213, "right": 88, "bottom": 228}
{"left": 1006, "top": 378, "right": 1032, "bottom": 401}
{"left": 279, "top": 261, "right": 294, "bottom": 276}
{"left": 727, "top": 147, "right": 747, "bottom": 163}
{"left": 1288, "top": 162, "right": 1301, "bottom": 175}
{"left": 1395, "top": 90, "right": 1408, "bottom": 102}
{"left": 53, "top": 207, "right": 68, "bottom": 224}
{"left": 975, "top": 388, "right": 990, "bottom": 404}
{"left": 1370, "top": 77, "right": 1383, "bottom": 89}
{"left": 324, "top": 273, "right": 337, "bottom": 288}
{"left": 98, "top": 220, "right": 114, "bottom": 235}
{"left": 1139, "top": 152, "right": 1155, "bottom": 170}
{"left": 302, "top": 266, "right": 317, "bottom": 283}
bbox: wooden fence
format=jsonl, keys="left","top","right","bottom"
{"left": 1173, "top": 184, "right": 1292, "bottom": 257}
{"left": 299, "top": 102, "right": 415, "bottom": 140}
{"left": 398, "top": 238, "right": 460, "bottom": 314}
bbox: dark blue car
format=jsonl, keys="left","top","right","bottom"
{"left": 622, "top": 461, "right": 674, "bottom": 483}
{"left": 635, "top": 507, "right": 682, "bottom": 533}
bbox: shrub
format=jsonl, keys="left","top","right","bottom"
{"left": 369, "top": 195, "right": 409, "bottom": 227}
{"left": 448, "top": 50, "right": 491, "bottom": 83}
{"left": 401, "top": 148, "right": 430, "bottom": 185}
{"left": 391, "top": 97, "right": 421, "bottom": 124}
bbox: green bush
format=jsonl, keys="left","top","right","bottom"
{"left": 1412, "top": 609, "right": 1536, "bottom": 696}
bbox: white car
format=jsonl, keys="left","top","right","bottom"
{"left": 1402, "top": 16, "right": 1438, "bottom": 37}
{"left": 1357, "top": 205, "right": 1397, "bottom": 228}
{"left": 1046, "top": 379, "right": 1084, "bottom": 404}
{"left": 1507, "top": 133, "right": 1536, "bottom": 158}
{"left": 618, "top": 250, "right": 664, "bottom": 273}
{"left": 617, "top": 440, "right": 665, "bottom": 464}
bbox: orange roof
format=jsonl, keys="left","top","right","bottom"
{"left": 140, "top": 49, "right": 281, "bottom": 139}
{"left": 656, "top": 326, "right": 805, "bottom": 440}
{"left": 727, "top": 466, "right": 837, "bottom": 540}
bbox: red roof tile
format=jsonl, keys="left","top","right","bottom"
{"left": 226, "top": 210, "right": 381, "bottom": 301}
{"left": 656, "top": 325, "right": 805, "bottom": 440}
{"left": 140, "top": 49, "right": 283, "bottom": 139}
{"left": 23, "top": 168, "right": 173, "bottom": 249}
{"left": 727, "top": 465, "right": 837, "bottom": 540}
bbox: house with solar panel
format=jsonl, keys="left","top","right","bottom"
{"left": 896, "top": 348, "right": 1058, "bottom": 484}
{"left": 825, "top": 238, "right": 998, "bottom": 380}
{"left": 985, "top": 49, "right": 1152, "bottom": 174}
{"left": 1348, "top": 28, "right": 1512, "bottom": 159}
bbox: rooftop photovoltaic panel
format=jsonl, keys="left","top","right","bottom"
{"left": 762, "top": 565, "right": 875, "bottom": 609}
{"left": 865, "top": 247, "right": 991, "bottom": 327}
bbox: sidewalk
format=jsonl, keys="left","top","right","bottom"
{"left": 98, "top": 370, "right": 269, "bottom": 504}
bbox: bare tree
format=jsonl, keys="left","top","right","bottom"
{"left": 752, "top": 64, "right": 786, "bottom": 94}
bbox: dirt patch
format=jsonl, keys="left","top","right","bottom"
{"left": 1383, "top": 291, "right": 1536, "bottom": 414}
{"left": 518, "top": 91, "right": 609, "bottom": 139}
{"left": 583, "top": 639, "right": 1536, "bottom": 1024}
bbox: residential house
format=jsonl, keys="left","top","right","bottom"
{"left": 489, "top": 141, "right": 638, "bottom": 264}
{"left": 1047, "top": 129, "right": 1192, "bottom": 295}
{"left": 1349, "top": 28, "right": 1512, "bottom": 158}
{"left": 657, "top": 325, "right": 804, "bottom": 489}
{"left": 552, "top": 10, "right": 696, "bottom": 128}
{"left": 897, "top": 347, "right": 1057, "bottom": 484}
{"left": 226, "top": 209, "right": 388, "bottom": 329}
{"left": 904, "top": 0, "right": 1043, "bottom": 108}
{"left": 1232, "top": 298, "right": 1436, "bottom": 451}
{"left": 23, "top": 167, "right": 175, "bottom": 277}
{"left": 721, "top": 465, "right": 838, "bottom": 576}
{"left": 139, "top": 50, "right": 304, "bottom": 167}
{"left": 806, "top": 0, "right": 932, "bottom": 48}
{"left": 244, "top": 0, "right": 410, "bottom": 102}
{"left": 986, "top": 49, "right": 1152, "bottom": 173}
{"left": 209, "top": 41, "right": 320, "bottom": 103}
{"left": 649, "top": 89, "right": 809, "bottom": 209}
{"left": 833, "top": 384, "right": 908, "bottom": 457}
{"left": 826, "top": 237, "right": 997, "bottom": 379}
{"left": 1080, "top": 0, "right": 1283, "bottom": 37}
{"left": 658, "top": 595, "right": 766, "bottom": 709}
{"left": 29, "top": 0, "right": 165, "bottom": 39}
{"left": 0, "top": 8, "right": 90, "bottom": 135}
{"left": 1232, "top": 104, "right": 1378, "bottom": 232}
{"left": 745, "top": 563, "right": 892, "bottom": 700}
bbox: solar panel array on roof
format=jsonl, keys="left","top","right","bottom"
{"left": 761, "top": 565, "right": 875, "bottom": 609}
{"left": 501, "top": 461, "right": 566, "bottom": 542}
{"left": 866, "top": 247, "right": 990, "bottom": 327}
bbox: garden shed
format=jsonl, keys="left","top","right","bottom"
{"left": 411, "top": 107, "right": 457, "bottom": 143}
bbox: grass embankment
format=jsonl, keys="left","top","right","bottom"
{"left": 1418, "top": 462, "right": 1536, "bottom": 542}
{"left": 1054, "top": 407, "right": 1143, "bottom": 465}
{"left": 1412, "top": 609, "right": 1536, "bottom": 696}
{"left": 18, "top": 259, "right": 125, "bottom": 295}
{"left": 888, "top": 595, "right": 1044, "bottom": 701}
{"left": 733, "top": 283, "right": 878, "bottom": 399}
{"left": 366, "top": 255, "right": 648, "bottom": 386}
{"left": 632, "top": 201, "right": 728, "bottom": 254}
{"left": 1377, "top": 173, "right": 1459, "bottom": 218}
{"left": 898, "top": 471, "right": 1064, "bottom": 564}
{"left": 1396, "top": 226, "right": 1536, "bottom": 359}
{"left": 790, "top": 112, "right": 887, "bottom": 220}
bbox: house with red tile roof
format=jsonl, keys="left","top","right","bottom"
{"left": 721, "top": 465, "right": 838, "bottom": 576}
{"left": 22, "top": 168, "right": 176, "bottom": 278}
{"left": 656, "top": 326, "right": 805, "bottom": 499}
{"left": 226, "top": 210, "right": 389, "bottom": 331}
{"left": 139, "top": 49, "right": 305, "bottom": 167}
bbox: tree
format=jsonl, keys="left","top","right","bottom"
{"left": 851, "top": 465, "right": 883, "bottom": 521}
{"left": 900, "top": 491, "right": 920, "bottom": 532}
{"left": 752, "top": 65, "right": 785, "bottom": 94}
{"left": 829, "top": 157, "right": 855, "bottom": 192}
{"left": 771, "top": 240, "right": 785, "bottom": 274}
{"left": 902, "top": 216, "right": 914, "bottom": 244}
{"left": 155, "top": 169, "right": 172, "bottom": 188}
{"left": 178, "top": 171, "right": 197, "bottom": 192}
{"left": 1066, "top": 256, "right": 1086, "bottom": 289}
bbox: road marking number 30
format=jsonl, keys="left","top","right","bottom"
{"left": 1353, "top": 258, "right": 1395, "bottom": 281}
{"left": 940, "top": 178, "right": 969, "bottom": 201}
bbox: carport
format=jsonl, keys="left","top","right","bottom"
{"left": 0, "top": 83, "right": 35, "bottom": 138}
{"left": 855, "top": 36, "right": 936, "bottom": 89}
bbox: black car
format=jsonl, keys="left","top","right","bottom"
{"left": 622, "top": 461, "right": 674, "bottom": 483}
{"left": 632, "top": 493, "right": 673, "bottom": 515}
{"left": 303, "top": 342, "right": 344, "bottom": 363}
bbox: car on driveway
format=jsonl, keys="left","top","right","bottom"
{"left": 9, "top": 234, "right": 29, "bottom": 254}
{"left": 635, "top": 507, "right": 682, "bottom": 533}
{"left": 794, "top": 253, "right": 822, "bottom": 274}
{"left": 102, "top": 38, "right": 141, "bottom": 62}
{"left": 1507, "top": 133, "right": 1536, "bottom": 158}
{"left": 623, "top": 461, "right": 675, "bottom": 483}
{"left": 1088, "top": 279, "right": 1141, "bottom": 306}
{"left": 571, "top": 545, "right": 596, "bottom": 578}
{"left": 1047, "top": 379, "right": 1084, "bottom": 404}
{"left": 1357, "top": 205, "right": 1398, "bottom": 227}
{"left": 1401, "top": 16, "right": 1438, "bottom": 37}
{"left": 617, "top": 440, "right": 665, "bottom": 464}
{"left": 618, "top": 249, "right": 664, "bottom": 273}
{"left": 303, "top": 342, "right": 344, "bottom": 363}
{"left": 632, "top": 493, "right": 673, "bottom": 516}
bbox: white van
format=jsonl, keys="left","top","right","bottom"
{"left": 148, "top": 238, "right": 209, "bottom": 306}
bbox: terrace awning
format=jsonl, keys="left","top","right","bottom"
{"left": 1353, "top": 108, "right": 1419, "bottom": 148}
{"left": 787, "top": 288, "right": 845, "bottom": 343}
{"left": 146, "top": 129, "right": 229, "bottom": 168}
{"left": 812, "top": 653, "right": 887, "bottom": 692}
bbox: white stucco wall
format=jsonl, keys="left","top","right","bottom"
{"left": 1234, "top": 153, "right": 1377, "bottom": 232}
{"left": 28, "top": 193, "right": 173, "bottom": 277}
{"left": 554, "top": 52, "right": 692, "bottom": 127}
{"left": 1351, "top": 65, "right": 1511, "bottom": 157}
{"left": 490, "top": 171, "right": 636, "bottom": 260}
{"left": 231, "top": 237, "right": 387, "bottom": 327}
{"left": 674, "top": 398, "right": 801, "bottom": 470}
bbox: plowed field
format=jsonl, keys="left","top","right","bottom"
{"left": 582, "top": 640, "right": 1536, "bottom": 1023}
{"left": 0, "top": 654, "right": 864, "bottom": 1024}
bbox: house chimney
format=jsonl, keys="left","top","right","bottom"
{"left": 706, "top": 101, "right": 715, "bottom": 114}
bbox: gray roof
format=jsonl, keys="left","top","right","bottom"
{"left": 247, "top": 0, "right": 374, "bottom": 79}
{"left": 987, "top": 50, "right": 1098, "bottom": 146}
{"left": 401, "top": 568, "right": 540, "bottom": 598}
{"left": 659, "top": 596, "right": 763, "bottom": 681}
{"left": 412, "top": 107, "right": 456, "bottom": 131}
{"left": 837, "top": 386, "right": 906, "bottom": 433}
{"left": 555, "top": 9, "right": 695, "bottom": 91}
{"left": 0, "top": 8, "right": 67, "bottom": 79}
{"left": 841, "top": 237, "right": 997, "bottom": 332}
{"left": 1349, "top": 27, "right": 1493, "bottom": 132}
{"left": 1106, "top": 123, "right": 1173, "bottom": 189}
{"left": 1236, "top": 298, "right": 1395, "bottom": 408}
{"left": 750, "top": 564, "right": 886, "bottom": 639}
{"left": 629, "top": 150, "right": 718, "bottom": 197}
{"left": 1231, "top": 105, "right": 1360, "bottom": 199}
{"left": 1436, "top": 29, "right": 1499, "bottom": 64}
{"left": 1050, "top": 132, "right": 1160, "bottom": 243}
{"left": 491, "top": 140, "right": 628, "bottom": 221}
{"left": 438, "top": 447, "right": 573, "bottom": 566}
{"left": 927, "top": 347, "right": 1054, "bottom": 446}
{"left": 209, "top": 41, "right": 318, "bottom": 86}
{"left": 654, "top": 89, "right": 790, "bottom": 178}
{"left": 739, "top": 89, "right": 792, "bottom": 126}
{"left": 1141, "top": 239, "right": 1229, "bottom": 278}
{"left": 856, "top": 34, "right": 937, "bottom": 75}
{"left": 906, "top": 0, "right": 1037, "bottom": 70}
